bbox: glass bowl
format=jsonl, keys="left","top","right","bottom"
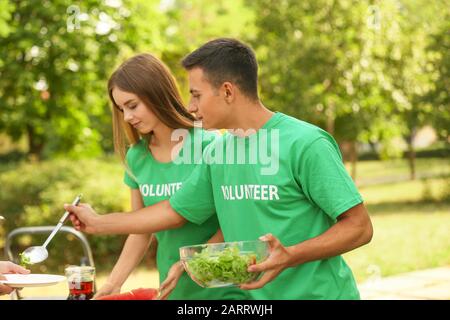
{"left": 179, "top": 240, "right": 269, "bottom": 288}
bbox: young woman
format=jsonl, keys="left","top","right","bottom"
{"left": 95, "top": 53, "right": 247, "bottom": 300}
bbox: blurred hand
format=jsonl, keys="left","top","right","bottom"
{"left": 93, "top": 282, "right": 121, "bottom": 300}
{"left": 240, "top": 234, "right": 292, "bottom": 290}
{"left": 64, "top": 203, "right": 100, "bottom": 234}
{"left": 158, "top": 261, "right": 185, "bottom": 300}
{"left": 0, "top": 261, "right": 30, "bottom": 295}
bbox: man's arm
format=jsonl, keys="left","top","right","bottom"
{"left": 66, "top": 199, "right": 187, "bottom": 235}
{"left": 66, "top": 155, "right": 216, "bottom": 236}
{"left": 241, "top": 203, "right": 373, "bottom": 290}
{"left": 286, "top": 203, "right": 372, "bottom": 265}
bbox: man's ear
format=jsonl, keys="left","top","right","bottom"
{"left": 222, "top": 82, "right": 235, "bottom": 103}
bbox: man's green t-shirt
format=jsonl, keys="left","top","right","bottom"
{"left": 124, "top": 127, "right": 248, "bottom": 300}
{"left": 170, "top": 112, "right": 363, "bottom": 300}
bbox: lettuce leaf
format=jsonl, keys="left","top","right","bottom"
{"left": 187, "top": 246, "right": 259, "bottom": 286}
{"left": 19, "top": 252, "right": 31, "bottom": 267}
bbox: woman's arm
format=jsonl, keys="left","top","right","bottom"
{"left": 159, "top": 228, "right": 224, "bottom": 300}
{"left": 207, "top": 229, "right": 224, "bottom": 244}
{"left": 95, "top": 189, "right": 157, "bottom": 297}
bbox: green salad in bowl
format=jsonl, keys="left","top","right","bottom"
{"left": 179, "top": 240, "right": 269, "bottom": 288}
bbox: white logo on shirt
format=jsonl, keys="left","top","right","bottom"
{"left": 139, "top": 182, "right": 182, "bottom": 197}
{"left": 221, "top": 185, "right": 280, "bottom": 201}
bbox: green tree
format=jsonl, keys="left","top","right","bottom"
{"left": 374, "top": 0, "right": 448, "bottom": 179}
{"left": 0, "top": 0, "right": 169, "bottom": 159}
{"left": 0, "top": 0, "right": 13, "bottom": 37}
{"left": 248, "top": 0, "right": 396, "bottom": 179}
{"left": 427, "top": 12, "right": 450, "bottom": 143}
{"left": 0, "top": 0, "right": 254, "bottom": 159}
{"left": 248, "top": 0, "right": 449, "bottom": 180}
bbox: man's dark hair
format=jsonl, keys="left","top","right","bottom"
{"left": 181, "top": 38, "right": 259, "bottom": 100}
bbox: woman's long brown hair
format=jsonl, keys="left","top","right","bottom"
{"left": 108, "top": 53, "right": 195, "bottom": 162}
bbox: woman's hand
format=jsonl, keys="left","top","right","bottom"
{"left": 64, "top": 203, "right": 101, "bottom": 234}
{"left": 158, "top": 261, "right": 185, "bottom": 300}
{"left": 93, "top": 282, "right": 121, "bottom": 299}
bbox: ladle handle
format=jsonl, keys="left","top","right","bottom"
{"left": 59, "top": 194, "right": 82, "bottom": 224}
{"left": 42, "top": 194, "right": 82, "bottom": 248}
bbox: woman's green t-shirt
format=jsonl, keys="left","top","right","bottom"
{"left": 124, "top": 127, "right": 248, "bottom": 300}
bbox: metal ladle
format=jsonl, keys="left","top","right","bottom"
{"left": 21, "top": 194, "right": 82, "bottom": 265}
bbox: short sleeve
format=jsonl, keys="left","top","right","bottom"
{"left": 169, "top": 161, "right": 216, "bottom": 225}
{"left": 123, "top": 147, "right": 139, "bottom": 189}
{"left": 124, "top": 169, "right": 139, "bottom": 189}
{"left": 297, "top": 137, "right": 363, "bottom": 220}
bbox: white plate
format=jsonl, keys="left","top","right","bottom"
{"left": 0, "top": 274, "right": 66, "bottom": 288}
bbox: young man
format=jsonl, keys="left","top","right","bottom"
{"left": 67, "top": 38, "right": 373, "bottom": 299}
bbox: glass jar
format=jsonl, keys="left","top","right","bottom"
{"left": 65, "top": 265, "right": 95, "bottom": 300}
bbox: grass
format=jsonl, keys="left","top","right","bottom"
{"left": 359, "top": 176, "right": 449, "bottom": 204}
{"left": 343, "top": 201, "right": 450, "bottom": 283}
{"left": 347, "top": 157, "right": 450, "bottom": 182}
{"left": 342, "top": 170, "right": 450, "bottom": 283}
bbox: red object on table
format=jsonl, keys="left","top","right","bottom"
{"left": 97, "top": 288, "right": 158, "bottom": 300}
